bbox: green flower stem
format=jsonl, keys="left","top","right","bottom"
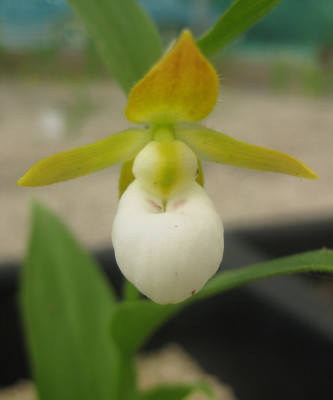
{"left": 123, "top": 280, "right": 141, "bottom": 302}
{"left": 114, "top": 354, "right": 139, "bottom": 400}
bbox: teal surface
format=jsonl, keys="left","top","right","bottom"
{"left": 1, "top": 0, "right": 332, "bottom": 49}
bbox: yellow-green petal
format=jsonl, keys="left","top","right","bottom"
{"left": 125, "top": 30, "right": 219, "bottom": 125}
{"left": 119, "top": 159, "right": 135, "bottom": 199}
{"left": 18, "top": 129, "right": 152, "bottom": 187}
{"left": 176, "top": 125, "right": 318, "bottom": 180}
{"left": 196, "top": 158, "right": 204, "bottom": 187}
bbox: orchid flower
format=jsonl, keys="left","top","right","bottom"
{"left": 18, "top": 30, "right": 317, "bottom": 304}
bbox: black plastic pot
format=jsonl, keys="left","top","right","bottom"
{"left": 1, "top": 219, "right": 333, "bottom": 400}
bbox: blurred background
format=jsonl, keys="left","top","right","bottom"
{"left": 1, "top": 0, "right": 333, "bottom": 263}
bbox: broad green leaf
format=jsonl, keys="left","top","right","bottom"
{"left": 197, "top": 0, "right": 282, "bottom": 56}
{"left": 110, "top": 300, "right": 178, "bottom": 355}
{"left": 198, "top": 249, "right": 333, "bottom": 299}
{"left": 176, "top": 125, "right": 318, "bottom": 180}
{"left": 140, "top": 382, "right": 214, "bottom": 400}
{"left": 111, "top": 249, "right": 333, "bottom": 354}
{"left": 18, "top": 129, "right": 151, "bottom": 186}
{"left": 21, "top": 201, "right": 134, "bottom": 400}
{"left": 67, "top": 0, "right": 163, "bottom": 94}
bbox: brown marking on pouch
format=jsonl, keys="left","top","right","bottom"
{"left": 147, "top": 199, "right": 163, "bottom": 212}
{"left": 171, "top": 199, "right": 186, "bottom": 211}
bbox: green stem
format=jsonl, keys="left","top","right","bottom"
{"left": 123, "top": 280, "right": 141, "bottom": 301}
{"left": 115, "top": 353, "right": 139, "bottom": 400}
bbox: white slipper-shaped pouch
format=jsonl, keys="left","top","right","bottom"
{"left": 112, "top": 180, "right": 224, "bottom": 304}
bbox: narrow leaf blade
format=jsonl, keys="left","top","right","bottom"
{"left": 197, "top": 249, "right": 333, "bottom": 299}
{"left": 21, "top": 201, "right": 118, "bottom": 400}
{"left": 197, "top": 0, "right": 282, "bottom": 56}
{"left": 67, "top": 0, "right": 163, "bottom": 93}
{"left": 111, "top": 250, "right": 333, "bottom": 353}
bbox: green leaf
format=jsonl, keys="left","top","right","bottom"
{"left": 21, "top": 201, "right": 131, "bottom": 400}
{"left": 198, "top": 249, "right": 333, "bottom": 299}
{"left": 197, "top": 0, "right": 282, "bottom": 56}
{"left": 110, "top": 300, "right": 178, "bottom": 355}
{"left": 111, "top": 250, "right": 333, "bottom": 355}
{"left": 66, "top": 0, "right": 163, "bottom": 94}
{"left": 140, "top": 382, "right": 214, "bottom": 400}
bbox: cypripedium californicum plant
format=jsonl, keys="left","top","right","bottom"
{"left": 18, "top": 30, "right": 317, "bottom": 304}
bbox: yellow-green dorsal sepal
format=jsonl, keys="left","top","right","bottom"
{"left": 18, "top": 129, "right": 152, "bottom": 187}
{"left": 176, "top": 124, "right": 318, "bottom": 180}
{"left": 125, "top": 30, "right": 219, "bottom": 125}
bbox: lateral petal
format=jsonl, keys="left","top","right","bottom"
{"left": 176, "top": 125, "right": 318, "bottom": 180}
{"left": 119, "top": 159, "right": 135, "bottom": 199}
{"left": 125, "top": 30, "right": 219, "bottom": 125}
{"left": 18, "top": 129, "right": 151, "bottom": 186}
